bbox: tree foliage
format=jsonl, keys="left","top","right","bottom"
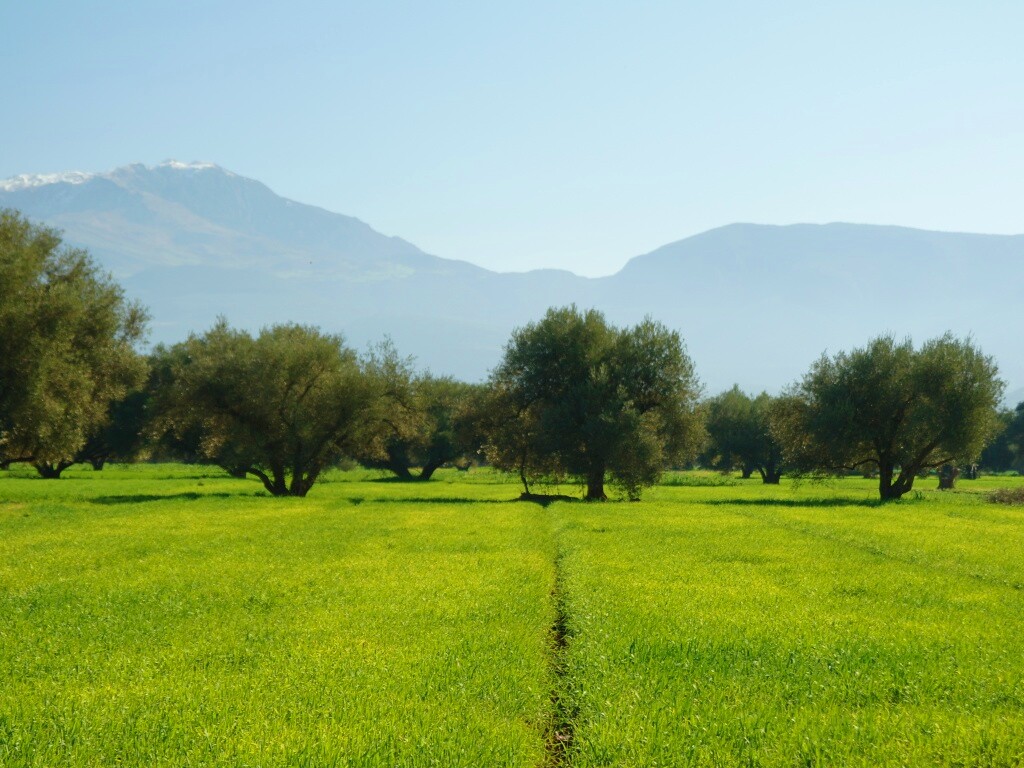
{"left": 0, "top": 210, "right": 148, "bottom": 475}
{"left": 154, "top": 321, "right": 383, "bottom": 496}
{"left": 702, "top": 386, "right": 785, "bottom": 483}
{"left": 487, "top": 306, "right": 703, "bottom": 500}
{"left": 979, "top": 402, "right": 1024, "bottom": 473}
{"left": 772, "top": 334, "right": 1004, "bottom": 500}
{"left": 75, "top": 390, "right": 150, "bottom": 470}
{"left": 355, "top": 342, "right": 484, "bottom": 481}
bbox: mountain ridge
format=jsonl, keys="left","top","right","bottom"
{"left": 1, "top": 161, "right": 487, "bottom": 280}
{"left": 1, "top": 162, "right": 1020, "bottom": 400}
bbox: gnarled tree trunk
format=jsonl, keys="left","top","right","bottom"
{"left": 249, "top": 463, "right": 289, "bottom": 496}
{"left": 938, "top": 464, "right": 959, "bottom": 490}
{"left": 34, "top": 461, "right": 74, "bottom": 479}
{"left": 389, "top": 461, "right": 414, "bottom": 481}
{"left": 518, "top": 455, "right": 531, "bottom": 495}
{"left": 419, "top": 460, "right": 444, "bottom": 481}
{"left": 585, "top": 467, "right": 607, "bottom": 501}
{"left": 879, "top": 459, "right": 916, "bottom": 500}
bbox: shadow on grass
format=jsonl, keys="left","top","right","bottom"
{"left": 90, "top": 492, "right": 237, "bottom": 505}
{"left": 519, "top": 492, "right": 580, "bottom": 508}
{"left": 361, "top": 496, "right": 512, "bottom": 505}
{"left": 365, "top": 475, "right": 497, "bottom": 485}
{"left": 702, "top": 497, "right": 882, "bottom": 508}
{"left": 359, "top": 494, "right": 582, "bottom": 507}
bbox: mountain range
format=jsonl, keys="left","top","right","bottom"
{"left": 2, "top": 161, "right": 1021, "bottom": 403}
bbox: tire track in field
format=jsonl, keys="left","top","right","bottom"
{"left": 543, "top": 537, "right": 575, "bottom": 767}
{"left": 724, "top": 505, "right": 1024, "bottom": 592}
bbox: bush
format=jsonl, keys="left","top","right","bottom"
{"left": 989, "top": 488, "right": 1024, "bottom": 505}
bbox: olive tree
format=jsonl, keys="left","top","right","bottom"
{"left": 702, "top": 386, "right": 785, "bottom": 483}
{"left": 75, "top": 389, "right": 150, "bottom": 470}
{"left": 155, "top": 320, "right": 382, "bottom": 496}
{"left": 477, "top": 380, "right": 553, "bottom": 494}
{"left": 772, "top": 334, "right": 1004, "bottom": 500}
{"left": 979, "top": 402, "right": 1024, "bottom": 473}
{"left": 0, "top": 210, "right": 148, "bottom": 476}
{"left": 360, "top": 372, "right": 483, "bottom": 481}
{"left": 487, "top": 306, "right": 703, "bottom": 500}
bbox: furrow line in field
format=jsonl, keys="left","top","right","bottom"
{"left": 543, "top": 539, "right": 575, "bottom": 768}
{"left": 724, "top": 505, "right": 1024, "bottom": 591}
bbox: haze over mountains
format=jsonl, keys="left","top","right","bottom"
{"left": 2, "top": 161, "right": 1021, "bottom": 402}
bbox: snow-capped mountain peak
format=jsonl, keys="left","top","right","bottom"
{"left": 0, "top": 160, "right": 228, "bottom": 193}
{"left": 158, "top": 160, "right": 223, "bottom": 172}
{"left": 0, "top": 170, "right": 97, "bottom": 191}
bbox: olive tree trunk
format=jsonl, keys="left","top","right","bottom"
{"left": 34, "top": 461, "right": 74, "bottom": 479}
{"left": 585, "top": 467, "right": 607, "bottom": 501}
{"left": 878, "top": 460, "right": 916, "bottom": 500}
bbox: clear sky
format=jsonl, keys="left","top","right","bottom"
{"left": 3, "top": 1, "right": 1022, "bottom": 276}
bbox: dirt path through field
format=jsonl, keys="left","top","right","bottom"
{"left": 543, "top": 534, "right": 575, "bottom": 767}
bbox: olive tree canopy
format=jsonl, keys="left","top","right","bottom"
{"left": 702, "top": 386, "right": 785, "bottom": 483}
{"left": 0, "top": 210, "right": 148, "bottom": 474}
{"left": 155, "top": 321, "right": 383, "bottom": 496}
{"left": 356, "top": 360, "right": 483, "bottom": 482}
{"left": 979, "top": 402, "right": 1024, "bottom": 473}
{"left": 772, "top": 334, "right": 1004, "bottom": 500}
{"left": 487, "top": 306, "right": 703, "bottom": 500}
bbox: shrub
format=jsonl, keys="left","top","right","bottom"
{"left": 989, "top": 487, "right": 1024, "bottom": 505}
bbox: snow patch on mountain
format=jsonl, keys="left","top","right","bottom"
{"left": 0, "top": 160, "right": 224, "bottom": 192}
{"left": 159, "top": 160, "right": 219, "bottom": 171}
{"left": 0, "top": 171, "right": 97, "bottom": 191}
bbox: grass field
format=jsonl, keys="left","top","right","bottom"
{"left": 2, "top": 466, "right": 1023, "bottom": 766}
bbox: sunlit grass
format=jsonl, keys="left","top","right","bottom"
{"left": 555, "top": 475, "right": 1024, "bottom": 767}
{"left": 2, "top": 466, "right": 1023, "bottom": 766}
{"left": 0, "top": 465, "right": 555, "bottom": 767}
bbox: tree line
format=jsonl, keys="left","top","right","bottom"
{"left": 2, "top": 210, "right": 1019, "bottom": 500}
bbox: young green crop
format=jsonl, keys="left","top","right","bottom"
{"left": 0, "top": 465, "right": 556, "bottom": 766}
{"left": 554, "top": 476, "right": 1024, "bottom": 766}
{"left": 1, "top": 465, "right": 1022, "bottom": 766}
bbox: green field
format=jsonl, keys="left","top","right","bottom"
{"left": 2, "top": 466, "right": 1023, "bottom": 766}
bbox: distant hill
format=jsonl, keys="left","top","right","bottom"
{"left": 0, "top": 161, "right": 481, "bottom": 279}
{"left": 2, "top": 162, "right": 1021, "bottom": 398}
{"left": 598, "top": 222, "right": 1024, "bottom": 401}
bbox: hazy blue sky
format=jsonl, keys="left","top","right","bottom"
{"left": 3, "top": 1, "right": 1022, "bottom": 275}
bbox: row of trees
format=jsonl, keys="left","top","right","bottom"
{"left": 1, "top": 210, "right": 1018, "bottom": 500}
{"left": 702, "top": 336, "right": 1007, "bottom": 500}
{"left": 0, "top": 212, "right": 493, "bottom": 494}
{"left": 149, "top": 325, "right": 487, "bottom": 496}
{"left": 0, "top": 320, "right": 488, "bottom": 495}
